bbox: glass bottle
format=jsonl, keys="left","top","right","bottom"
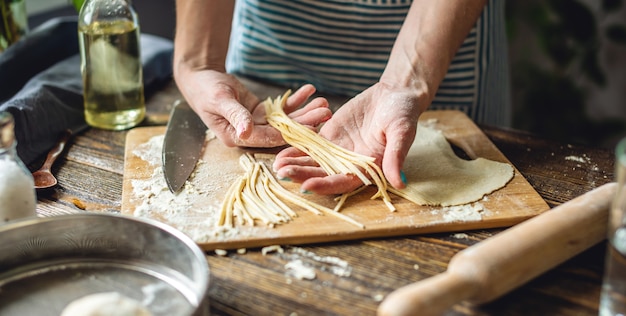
{"left": 78, "top": 0, "right": 145, "bottom": 130}
{"left": 0, "top": 0, "right": 29, "bottom": 52}
{"left": 0, "top": 111, "right": 36, "bottom": 223}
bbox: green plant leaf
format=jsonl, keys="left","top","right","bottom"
{"left": 606, "top": 24, "right": 626, "bottom": 45}
{"left": 71, "top": 0, "right": 85, "bottom": 12}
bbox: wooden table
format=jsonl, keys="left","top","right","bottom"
{"left": 33, "top": 80, "right": 616, "bottom": 315}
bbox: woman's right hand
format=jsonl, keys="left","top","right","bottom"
{"left": 175, "top": 69, "right": 332, "bottom": 148}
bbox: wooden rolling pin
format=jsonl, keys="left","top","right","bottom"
{"left": 378, "top": 182, "right": 617, "bottom": 316}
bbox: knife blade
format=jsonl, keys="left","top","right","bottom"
{"left": 162, "top": 100, "right": 207, "bottom": 193}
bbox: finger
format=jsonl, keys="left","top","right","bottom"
{"left": 272, "top": 147, "right": 309, "bottom": 171}
{"left": 212, "top": 98, "right": 254, "bottom": 140}
{"left": 203, "top": 110, "right": 285, "bottom": 148}
{"left": 275, "top": 156, "right": 319, "bottom": 169}
{"left": 203, "top": 115, "right": 239, "bottom": 147}
{"left": 291, "top": 107, "right": 332, "bottom": 127}
{"left": 289, "top": 97, "right": 329, "bottom": 117}
{"left": 275, "top": 165, "right": 328, "bottom": 183}
{"left": 300, "top": 174, "right": 363, "bottom": 195}
{"left": 382, "top": 121, "right": 417, "bottom": 190}
{"left": 274, "top": 146, "right": 306, "bottom": 164}
{"left": 233, "top": 125, "right": 286, "bottom": 148}
{"left": 288, "top": 97, "right": 332, "bottom": 126}
{"left": 283, "top": 84, "right": 317, "bottom": 113}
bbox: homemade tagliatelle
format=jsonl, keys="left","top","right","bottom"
{"left": 218, "top": 153, "right": 364, "bottom": 229}
{"left": 264, "top": 91, "right": 395, "bottom": 212}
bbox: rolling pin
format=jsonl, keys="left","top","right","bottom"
{"left": 378, "top": 182, "right": 617, "bottom": 316}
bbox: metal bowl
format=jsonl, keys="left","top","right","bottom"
{"left": 0, "top": 213, "right": 210, "bottom": 315}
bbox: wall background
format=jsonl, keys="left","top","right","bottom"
{"left": 25, "top": 0, "right": 626, "bottom": 148}
{"left": 507, "top": 0, "right": 626, "bottom": 148}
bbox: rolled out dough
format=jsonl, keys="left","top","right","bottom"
{"left": 393, "top": 124, "right": 514, "bottom": 206}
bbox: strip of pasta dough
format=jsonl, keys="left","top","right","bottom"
{"left": 218, "top": 153, "right": 364, "bottom": 229}
{"left": 264, "top": 91, "right": 395, "bottom": 212}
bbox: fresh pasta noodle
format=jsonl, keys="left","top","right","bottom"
{"left": 218, "top": 153, "right": 364, "bottom": 229}
{"left": 264, "top": 91, "right": 395, "bottom": 212}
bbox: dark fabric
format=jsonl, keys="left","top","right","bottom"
{"left": 0, "top": 17, "right": 174, "bottom": 165}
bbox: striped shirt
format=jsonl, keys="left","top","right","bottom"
{"left": 226, "top": 0, "right": 511, "bottom": 127}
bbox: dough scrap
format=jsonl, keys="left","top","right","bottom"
{"left": 61, "top": 292, "right": 152, "bottom": 316}
{"left": 389, "top": 124, "right": 514, "bottom": 206}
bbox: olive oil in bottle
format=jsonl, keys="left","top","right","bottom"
{"left": 78, "top": 0, "right": 145, "bottom": 130}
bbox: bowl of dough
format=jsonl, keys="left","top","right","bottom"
{"left": 0, "top": 213, "right": 210, "bottom": 316}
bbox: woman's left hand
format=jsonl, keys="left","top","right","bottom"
{"left": 273, "top": 82, "right": 426, "bottom": 194}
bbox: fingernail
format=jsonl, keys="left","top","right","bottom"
{"left": 400, "top": 170, "right": 407, "bottom": 184}
{"left": 301, "top": 189, "right": 312, "bottom": 194}
{"left": 236, "top": 122, "right": 246, "bottom": 138}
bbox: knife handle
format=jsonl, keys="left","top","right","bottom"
{"left": 378, "top": 182, "right": 616, "bottom": 316}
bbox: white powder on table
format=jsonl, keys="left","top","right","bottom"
{"left": 430, "top": 202, "right": 485, "bottom": 222}
{"left": 262, "top": 245, "right": 284, "bottom": 255}
{"left": 284, "top": 259, "right": 317, "bottom": 280}
{"left": 565, "top": 155, "right": 588, "bottom": 164}
{"left": 129, "top": 133, "right": 246, "bottom": 242}
{"left": 452, "top": 233, "right": 469, "bottom": 239}
{"left": 279, "top": 246, "right": 353, "bottom": 281}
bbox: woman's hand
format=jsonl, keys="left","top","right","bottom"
{"left": 176, "top": 69, "right": 332, "bottom": 148}
{"left": 172, "top": 0, "right": 331, "bottom": 148}
{"left": 273, "top": 82, "right": 426, "bottom": 194}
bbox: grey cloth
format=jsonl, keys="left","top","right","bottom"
{"left": 0, "top": 17, "right": 174, "bottom": 165}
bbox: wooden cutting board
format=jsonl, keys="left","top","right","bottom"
{"left": 121, "top": 110, "right": 549, "bottom": 251}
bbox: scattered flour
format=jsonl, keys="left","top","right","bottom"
{"left": 452, "top": 233, "right": 470, "bottom": 239}
{"left": 565, "top": 155, "right": 588, "bottom": 163}
{"left": 564, "top": 154, "right": 601, "bottom": 186}
{"left": 279, "top": 247, "right": 352, "bottom": 281}
{"left": 284, "top": 259, "right": 317, "bottom": 280}
{"left": 372, "top": 293, "right": 385, "bottom": 302}
{"left": 262, "top": 245, "right": 284, "bottom": 255}
{"left": 431, "top": 202, "right": 485, "bottom": 222}
{"left": 129, "top": 134, "right": 271, "bottom": 243}
{"left": 565, "top": 154, "right": 600, "bottom": 171}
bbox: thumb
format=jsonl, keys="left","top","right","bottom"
{"left": 382, "top": 122, "right": 416, "bottom": 190}
{"left": 219, "top": 98, "right": 254, "bottom": 140}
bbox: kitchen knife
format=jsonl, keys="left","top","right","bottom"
{"left": 162, "top": 100, "right": 207, "bottom": 193}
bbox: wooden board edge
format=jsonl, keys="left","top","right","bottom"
{"left": 197, "top": 214, "right": 538, "bottom": 251}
